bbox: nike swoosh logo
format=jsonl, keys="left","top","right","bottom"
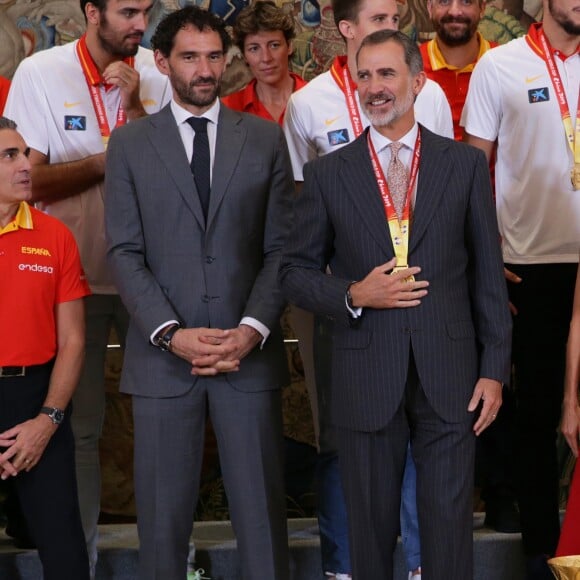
{"left": 525, "top": 75, "right": 543, "bottom": 84}
{"left": 324, "top": 116, "right": 341, "bottom": 126}
{"left": 64, "top": 101, "right": 82, "bottom": 108}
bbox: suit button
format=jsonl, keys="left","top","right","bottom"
{"left": 202, "top": 294, "right": 210, "bottom": 303}
{"left": 205, "top": 256, "right": 214, "bottom": 264}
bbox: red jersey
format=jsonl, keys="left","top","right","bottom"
{"left": 0, "top": 203, "right": 91, "bottom": 365}
{"left": 222, "top": 72, "right": 307, "bottom": 125}
{"left": 420, "top": 34, "right": 497, "bottom": 140}
{"left": 0, "top": 76, "right": 10, "bottom": 115}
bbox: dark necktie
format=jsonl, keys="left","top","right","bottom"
{"left": 186, "top": 116, "right": 211, "bottom": 218}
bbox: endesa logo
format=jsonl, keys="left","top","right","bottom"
{"left": 19, "top": 263, "right": 54, "bottom": 274}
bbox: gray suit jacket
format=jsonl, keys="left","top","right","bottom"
{"left": 279, "top": 126, "right": 512, "bottom": 432}
{"left": 105, "top": 103, "right": 294, "bottom": 397}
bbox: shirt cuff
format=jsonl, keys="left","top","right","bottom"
{"left": 345, "top": 294, "right": 363, "bottom": 318}
{"left": 240, "top": 317, "right": 269, "bottom": 348}
{"left": 150, "top": 320, "right": 180, "bottom": 345}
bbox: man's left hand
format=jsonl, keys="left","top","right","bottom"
{"left": 102, "top": 62, "right": 146, "bottom": 120}
{"left": 194, "top": 324, "right": 261, "bottom": 374}
{"left": 468, "top": 378, "right": 502, "bottom": 436}
{"left": 0, "top": 416, "right": 57, "bottom": 479}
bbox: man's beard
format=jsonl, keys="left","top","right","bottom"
{"left": 361, "top": 87, "right": 415, "bottom": 128}
{"left": 172, "top": 75, "right": 221, "bottom": 109}
{"left": 433, "top": 16, "right": 478, "bottom": 47}
{"left": 548, "top": 0, "right": 580, "bottom": 35}
{"left": 98, "top": 14, "right": 141, "bottom": 58}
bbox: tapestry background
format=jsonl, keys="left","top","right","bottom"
{"left": 1, "top": 0, "right": 542, "bottom": 83}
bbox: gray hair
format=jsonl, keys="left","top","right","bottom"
{"left": 356, "top": 30, "right": 424, "bottom": 76}
{"left": 0, "top": 117, "right": 17, "bottom": 131}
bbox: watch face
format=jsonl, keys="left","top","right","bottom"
{"left": 53, "top": 409, "right": 65, "bottom": 424}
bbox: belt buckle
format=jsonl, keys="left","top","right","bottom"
{"left": 0, "top": 366, "right": 26, "bottom": 378}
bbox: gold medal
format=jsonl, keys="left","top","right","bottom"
{"left": 392, "top": 265, "right": 415, "bottom": 283}
{"left": 572, "top": 164, "right": 580, "bottom": 191}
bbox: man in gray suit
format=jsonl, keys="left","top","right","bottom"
{"left": 279, "top": 30, "right": 512, "bottom": 580}
{"left": 105, "top": 7, "right": 294, "bottom": 580}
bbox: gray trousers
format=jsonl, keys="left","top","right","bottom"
{"left": 132, "top": 376, "right": 289, "bottom": 580}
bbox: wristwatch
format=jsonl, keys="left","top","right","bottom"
{"left": 154, "top": 323, "right": 181, "bottom": 352}
{"left": 346, "top": 283, "right": 356, "bottom": 310}
{"left": 39, "top": 407, "right": 65, "bottom": 425}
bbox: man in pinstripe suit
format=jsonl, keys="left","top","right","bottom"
{"left": 279, "top": 30, "right": 512, "bottom": 580}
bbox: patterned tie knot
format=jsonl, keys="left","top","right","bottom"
{"left": 187, "top": 116, "right": 209, "bottom": 133}
{"left": 388, "top": 141, "right": 404, "bottom": 158}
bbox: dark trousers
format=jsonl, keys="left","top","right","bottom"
{"left": 508, "top": 262, "right": 577, "bottom": 556}
{"left": 337, "top": 356, "right": 475, "bottom": 580}
{"left": 313, "top": 316, "right": 351, "bottom": 575}
{"left": 476, "top": 385, "right": 517, "bottom": 499}
{"left": 0, "top": 362, "right": 90, "bottom": 580}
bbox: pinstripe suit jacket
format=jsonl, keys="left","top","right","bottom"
{"left": 279, "top": 125, "right": 512, "bottom": 432}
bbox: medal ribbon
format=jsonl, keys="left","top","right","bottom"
{"left": 76, "top": 35, "right": 134, "bottom": 149}
{"left": 330, "top": 56, "right": 364, "bottom": 138}
{"left": 527, "top": 26, "right": 580, "bottom": 185}
{"left": 367, "top": 131, "right": 421, "bottom": 270}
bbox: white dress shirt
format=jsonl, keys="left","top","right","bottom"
{"left": 150, "top": 98, "right": 269, "bottom": 344}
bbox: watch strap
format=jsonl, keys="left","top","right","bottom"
{"left": 39, "top": 406, "right": 65, "bottom": 425}
{"left": 155, "top": 323, "right": 181, "bottom": 352}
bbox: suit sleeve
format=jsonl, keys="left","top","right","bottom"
{"left": 240, "top": 125, "right": 295, "bottom": 330}
{"left": 105, "top": 127, "right": 181, "bottom": 340}
{"left": 465, "top": 148, "right": 512, "bottom": 384}
{"left": 279, "top": 160, "right": 354, "bottom": 323}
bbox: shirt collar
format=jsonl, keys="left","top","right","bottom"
{"left": 428, "top": 32, "right": 492, "bottom": 72}
{"left": 369, "top": 122, "right": 419, "bottom": 155}
{"left": 0, "top": 202, "right": 34, "bottom": 236}
{"left": 76, "top": 34, "right": 134, "bottom": 89}
{"left": 238, "top": 73, "right": 308, "bottom": 119}
{"left": 171, "top": 98, "right": 221, "bottom": 128}
{"left": 526, "top": 22, "right": 580, "bottom": 61}
{"left": 240, "top": 78, "right": 259, "bottom": 112}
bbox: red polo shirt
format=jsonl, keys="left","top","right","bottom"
{"left": 0, "top": 76, "right": 10, "bottom": 115}
{"left": 0, "top": 203, "right": 91, "bottom": 366}
{"left": 222, "top": 72, "right": 307, "bottom": 125}
{"left": 420, "top": 33, "right": 497, "bottom": 140}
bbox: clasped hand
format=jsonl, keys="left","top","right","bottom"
{"left": 0, "top": 416, "right": 57, "bottom": 479}
{"left": 170, "top": 325, "right": 262, "bottom": 376}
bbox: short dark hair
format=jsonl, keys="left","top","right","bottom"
{"left": 0, "top": 117, "right": 17, "bottom": 131}
{"left": 233, "top": 1, "right": 295, "bottom": 52}
{"left": 151, "top": 5, "right": 232, "bottom": 57}
{"left": 331, "top": 0, "right": 365, "bottom": 30}
{"left": 356, "top": 29, "right": 423, "bottom": 76}
{"left": 80, "top": 0, "right": 107, "bottom": 21}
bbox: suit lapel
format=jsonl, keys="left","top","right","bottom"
{"left": 206, "top": 107, "right": 246, "bottom": 231}
{"left": 409, "top": 127, "right": 452, "bottom": 254}
{"left": 339, "top": 132, "right": 395, "bottom": 260}
{"left": 147, "top": 105, "right": 205, "bottom": 229}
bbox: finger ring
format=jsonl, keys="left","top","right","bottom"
{"left": 24, "top": 459, "right": 30, "bottom": 464}
{"left": 491, "top": 414, "right": 497, "bottom": 419}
